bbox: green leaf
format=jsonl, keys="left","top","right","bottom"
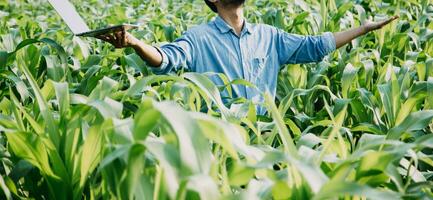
{"left": 191, "top": 113, "right": 240, "bottom": 159}
{"left": 14, "top": 41, "right": 61, "bottom": 148}
{"left": 183, "top": 73, "right": 232, "bottom": 120}
{"left": 0, "top": 50, "right": 7, "bottom": 69}
{"left": 88, "top": 97, "right": 123, "bottom": 119}
{"left": 186, "top": 175, "right": 220, "bottom": 200}
{"left": 44, "top": 55, "right": 65, "bottom": 82}
{"left": 124, "top": 144, "right": 146, "bottom": 200}
{"left": 315, "top": 181, "right": 400, "bottom": 200}
{"left": 293, "top": 12, "right": 310, "bottom": 26}
{"left": 0, "top": 172, "right": 12, "bottom": 200}
{"left": 53, "top": 82, "right": 70, "bottom": 120}
{"left": 133, "top": 99, "right": 160, "bottom": 141}
{"left": 356, "top": 151, "right": 394, "bottom": 185}
{"left": 72, "top": 36, "right": 90, "bottom": 60}
{"left": 351, "top": 123, "right": 384, "bottom": 135}
{"left": 230, "top": 78, "right": 255, "bottom": 88}
{"left": 272, "top": 181, "right": 291, "bottom": 200}
{"left": 82, "top": 55, "right": 102, "bottom": 69}
{"left": 285, "top": 118, "right": 301, "bottom": 137}
{"left": 228, "top": 161, "right": 255, "bottom": 186}
{"left": 387, "top": 110, "right": 433, "bottom": 140}
{"left": 5, "top": 132, "right": 57, "bottom": 178}
{"left": 264, "top": 92, "right": 298, "bottom": 156}
{"left": 125, "top": 75, "right": 181, "bottom": 97}
{"left": 395, "top": 94, "right": 426, "bottom": 125}
{"left": 317, "top": 98, "right": 350, "bottom": 163}
{"left": 378, "top": 82, "right": 396, "bottom": 127}
{"left": 88, "top": 77, "right": 118, "bottom": 101}
{"left": 204, "top": 72, "right": 233, "bottom": 96}
{"left": 80, "top": 125, "right": 105, "bottom": 187}
{"left": 341, "top": 63, "right": 358, "bottom": 99}
{"left": 144, "top": 138, "right": 181, "bottom": 198}
{"left": 275, "top": 10, "right": 285, "bottom": 28}
{"left": 98, "top": 145, "right": 131, "bottom": 171}
{"left": 124, "top": 53, "right": 148, "bottom": 74}
{"left": 331, "top": 2, "right": 353, "bottom": 23}
{"left": 361, "top": 60, "right": 374, "bottom": 88}
{"left": 154, "top": 101, "right": 212, "bottom": 174}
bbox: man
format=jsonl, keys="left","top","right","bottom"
{"left": 97, "top": 0, "right": 398, "bottom": 115}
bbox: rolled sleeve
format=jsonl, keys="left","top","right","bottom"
{"left": 148, "top": 32, "right": 196, "bottom": 75}
{"left": 150, "top": 46, "right": 170, "bottom": 74}
{"left": 321, "top": 32, "right": 336, "bottom": 55}
{"left": 276, "top": 28, "right": 336, "bottom": 65}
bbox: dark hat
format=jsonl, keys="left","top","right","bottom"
{"left": 204, "top": 0, "right": 218, "bottom": 13}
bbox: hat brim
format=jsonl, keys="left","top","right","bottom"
{"left": 204, "top": 0, "right": 218, "bottom": 13}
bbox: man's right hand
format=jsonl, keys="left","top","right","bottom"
{"left": 95, "top": 28, "right": 163, "bottom": 67}
{"left": 96, "top": 29, "right": 140, "bottom": 48}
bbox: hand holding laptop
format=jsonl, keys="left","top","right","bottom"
{"left": 95, "top": 28, "right": 140, "bottom": 48}
{"left": 95, "top": 27, "right": 164, "bottom": 67}
{"left": 49, "top": 0, "right": 163, "bottom": 67}
{"left": 48, "top": 0, "right": 138, "bottom": 37}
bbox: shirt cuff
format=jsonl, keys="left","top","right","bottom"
{"left": 150, "top": 46, "right": 169, "bottom": 74}
{"left": 322, "top": 32, "right": 336, "bottom": 54}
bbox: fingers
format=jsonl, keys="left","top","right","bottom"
{"left": 114, "top": 31, "right": 123, "bottom": 47}
{"left": 380, "top": 15, "right": 399, "bottom": 27}
{"left": 95, "top": 29, "right": 130, "bottom": 48}
{"left": 114, "top": 31, "right": 125, "bottom": 47}
{"left": 386, "top": 15, "right": 399, "bottom": 23}
{"left": 368, "top": 15, "right": 399, "bottom": 31}
{"left": 97, "top": 34, "right": 115, "bottom": 43}
{"left": 98, "top": 32, "right": 122, "bottom": 48}
{"left": 121, "top": 28, "right": 127, "bottom": 47}
{"left": 95, "top": 34, "right": 109, "bottom": 42}
{"left": 105, "top": 34, "right": 115, "bottom": 43}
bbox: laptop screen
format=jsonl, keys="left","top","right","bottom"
{"left": 48, "top": 0, "right": 90, "bottom": 34}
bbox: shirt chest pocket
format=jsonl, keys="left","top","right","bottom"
{"left": 250, "top": 55, "right": 268, "bottom": 83}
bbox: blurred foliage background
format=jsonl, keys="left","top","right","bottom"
{"left": 0, "top": 0, "right": 433, "bottom": 199}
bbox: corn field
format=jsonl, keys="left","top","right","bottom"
{"left": 1, "top": 0, "right": 433, "bottom": 199}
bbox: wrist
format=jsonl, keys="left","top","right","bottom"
{"left": 128, "top": 36, "right": 141, "bottom": 48}
{"left": 361, "top": 24, "right": 370, "bottom": 34}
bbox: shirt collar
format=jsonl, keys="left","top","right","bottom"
{"left": 214, "top": 15, "right": 253, "bottom": 35}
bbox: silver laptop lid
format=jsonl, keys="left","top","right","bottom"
{"left": 47, "top": 0, "right": 91, "bottom": 34}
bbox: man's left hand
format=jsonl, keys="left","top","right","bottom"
{"left": 363, "top": 15, "right": 399, "bottom": 33}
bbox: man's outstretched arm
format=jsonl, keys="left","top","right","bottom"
{"left": 277, "top": 15, "right": 399, "bottom": 65}
{"left": 334, "top": 15, "right": 399, "bottom": 49}
{"left": 96, "top": 29, "right": 195, "bottom": 74}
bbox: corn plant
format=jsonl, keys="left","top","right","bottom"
{"left": 1, "top": 0, "right": 433, "bottom": 199}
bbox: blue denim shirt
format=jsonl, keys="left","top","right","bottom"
{"left": 152, "top": 16, "right": 336, "bottom": 115}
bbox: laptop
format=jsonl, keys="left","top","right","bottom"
{"left": 48, "top": 0, "right": 138, "bottom": 37}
